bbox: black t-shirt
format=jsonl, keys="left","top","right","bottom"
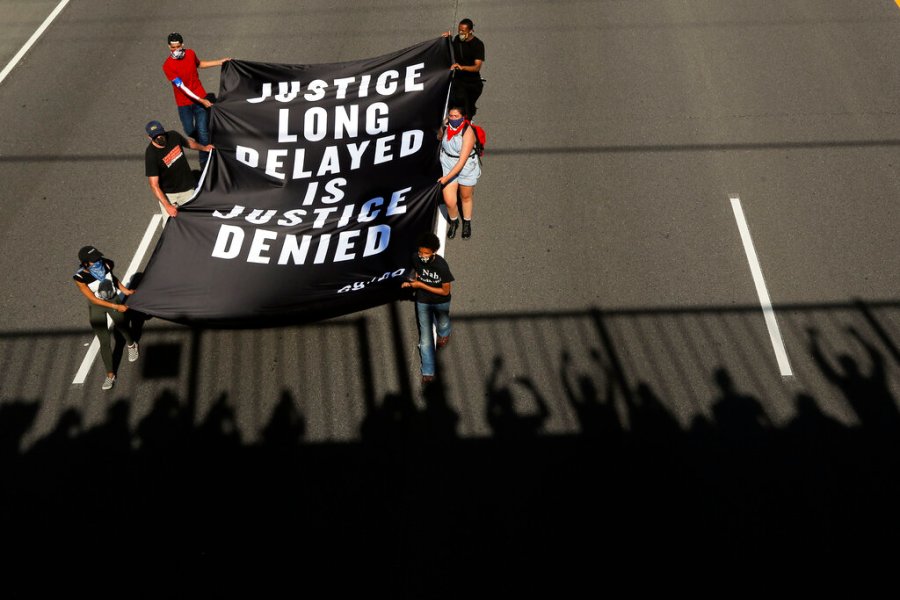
{"left": 410, "top": 253, "right": 454, "bottom": 304}
{"left": 145, "top": 131, "right": 195, "bottom": 194}
{"left": 452, "top": 35, "right": 485, "bottom": 82}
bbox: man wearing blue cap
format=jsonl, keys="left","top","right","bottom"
{"left": 144, "top": 120, "right": 213, "bottom": 220}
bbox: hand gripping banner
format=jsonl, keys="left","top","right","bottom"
{"left": 129, "top": 39, "right": 452, "bottom": 325}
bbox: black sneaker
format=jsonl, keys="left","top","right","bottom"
{"left": 461, "top": 220, "right": 471, "bottom": 239}
{"left": 447, "top": 218, "right": 460, "bottom": 239}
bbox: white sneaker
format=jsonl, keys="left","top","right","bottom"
{"left": 128, "top": 342, "right": 139, "bottom": 363}
{"left": 102, "top": 375, "right": 116, "bottom": 391}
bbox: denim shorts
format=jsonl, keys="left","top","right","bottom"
{"left": 440, "top": 152, "right": 481, "bottom": 186}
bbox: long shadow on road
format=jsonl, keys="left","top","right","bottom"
{"left": 1, "top": 299, "right": 898, "bottom": 591}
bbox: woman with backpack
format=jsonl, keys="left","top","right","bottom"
{"left": 73, "top": 246, "right": 139, "bottom": 391}
{"left": 438, "top": 106, "right": 481, "bottom": 240}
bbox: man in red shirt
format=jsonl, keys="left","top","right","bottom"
{"left": 162, "top": 32, "right": 230, "bottom": 169}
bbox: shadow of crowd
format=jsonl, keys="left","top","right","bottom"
{"left": 1, "top": 309, "right": 899, "bottom": 591}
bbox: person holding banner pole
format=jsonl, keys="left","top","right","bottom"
{"left": 401, "top": 233, "right": 455, "bottom": 385}
{"left": 438, "top": 107, "right": 481, "bottom": 240}
{"left": 442, "top": 18, "right": 485, "bottom": 120}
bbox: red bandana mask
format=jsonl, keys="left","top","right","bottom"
{"left": 446, "top": 119, "right": 469, "bottom": 141}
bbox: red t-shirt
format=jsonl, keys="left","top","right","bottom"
{"left": 162, "top": 48, "right": 207, "bottom": 107}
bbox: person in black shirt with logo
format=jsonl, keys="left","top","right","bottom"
{"left": 444, "top": 18, "right": 485, "bottom": 119}
{"left": 73, "top": 246, "right": 139, "bottom": 391}
{"left": 144, "top": 119, "right": 213, "bottom": 219}
{"left": 401, "top": 232, "right": 455, "bottom": 385}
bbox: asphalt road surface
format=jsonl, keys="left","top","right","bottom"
{"left": 1, "top": 0, "right": 898, "bottom": 589}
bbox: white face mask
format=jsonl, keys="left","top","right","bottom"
{"left": 458, "top": 31, "right": 468, "bottom": 41}
{"left": 170, "top": 48, "right": 185, "bottom": 60}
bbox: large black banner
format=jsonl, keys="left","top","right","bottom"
{"left": 129, "top": 38, "right": 451, "bottom": 325}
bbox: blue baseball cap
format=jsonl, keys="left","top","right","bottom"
{"left": 145, "top": 120, "right": 166, "bottom": 137}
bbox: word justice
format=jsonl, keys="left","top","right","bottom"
{"left": 244, "top": 64, "right": 425, "bottom": 104}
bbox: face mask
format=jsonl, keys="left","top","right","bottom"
{"left": 448, "top": 117, "right": 464, "bottom": 128}
{"left": 170, "top": 48, "right": 185, "bottom": 59}
{"left": 88, "top": 261, "right": 107, "bottom": 281}
{"left": 418, "top": 254, "right": 434, "bottom": 263}
{"left": 458, "top": 32, "right": 468, "bottom": 40}
{"left": 153, "top": 134, "right": 166, "bottom": 145}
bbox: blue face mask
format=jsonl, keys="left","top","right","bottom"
{"left": 448, "top": 117, "right": 464, "bottom": 128}
{"left": 88, "top": 261, "right": 107, "bottom": 281}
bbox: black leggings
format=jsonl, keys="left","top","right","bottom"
{"left": 88, "top": 302, "right": 134, "bottom": 373}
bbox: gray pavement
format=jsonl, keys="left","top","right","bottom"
{"left": 1, "top": 0, "right": 899, "bottom": 582}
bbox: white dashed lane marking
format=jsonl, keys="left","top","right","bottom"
{"left": 729, "top": 194, "right": 793, "bottom": 376}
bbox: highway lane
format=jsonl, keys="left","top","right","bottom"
{"left": 0, "top": 0, "right": 897, "bottom": 438}
{"left": 0, "top": 0, "right": 62, "bottom": 74}
{"left": 0, "top": 1, "right": 899, "bottom": 577}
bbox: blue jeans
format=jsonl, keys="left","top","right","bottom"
{"left": 177, "top": 103, "right": 210, "bottom": 167}
{"left": 416, "top": 301, "right": 451, "bottom": 377}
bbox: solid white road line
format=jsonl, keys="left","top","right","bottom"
{"left": 124, "top": 214, "right": 164, "bottom": 286}
{"left": 72, "top": 215, "right": 163, "bottom": 385}
{"left": 729, "top": 195, "right": 793, "bottom": 376}
{"left": 436, "top": 208, "right": 448, "bottom": 257}
{"left": 0, "top": 0, "right": 70, "bottom": 86}
{"left": 431, "top": 202, "right": 449, "bottom": 345}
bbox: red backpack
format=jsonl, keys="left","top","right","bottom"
{"left": 464, "top": 121, "right": 486, "bottom": 158}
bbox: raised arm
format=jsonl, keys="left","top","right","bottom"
{"left": 199, "top": 57, "right": 231, "bottom": 69}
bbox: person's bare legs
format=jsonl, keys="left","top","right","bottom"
{"left": 459, "top": 184, "right": 475, "bottom": 238}
{"left": 442, "top": 181, "right": 461, "bottom": 238}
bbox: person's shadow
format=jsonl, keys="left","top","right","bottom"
{"left": 135, "top": 389, "right": 191, "bottom": 456}
{"left": 196, "top": 393, "right": 242, "bottom": 452}
{"left": 785, "top": 392, "right": 846, "bottom": 451}
{"left": 710, "top": 367, "right": 772, "bottom": 446}
{"left": 0, "top": 400, "right": 40, "bottom": 464}
{"left": 81, "top": 399, "right": 132, "bottom": 457}
{"left": 486, "top": 356, "right": 549, "bottom": 441}
{"left": 261, "top": 390, "right": 306, "bottom": 451}
{"left": 559, "top": 349, "right": 621, "bottom": 441}
{"left": 360, "top": 391, "right": 418, "bottom": 444}
{"left": 420, "top": 379, "right": 459, "bottom": 443}
{"left": 808, "top": 326, "right": 899, "bottom": 436}
{"left": 628, "top": 381, "right": 682, "bottom": 446}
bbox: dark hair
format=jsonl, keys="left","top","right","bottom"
{"left": 459, "top": 18, "right": 474, "bottom": 30}
{"left": 448, "top": 106, "right": 467, "bottom": 117}
{"left": 167, "top": 32, "right": 183, "bottom": 44}
{"left": 416, "top": 232, "right": 440, "bottom": 251}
